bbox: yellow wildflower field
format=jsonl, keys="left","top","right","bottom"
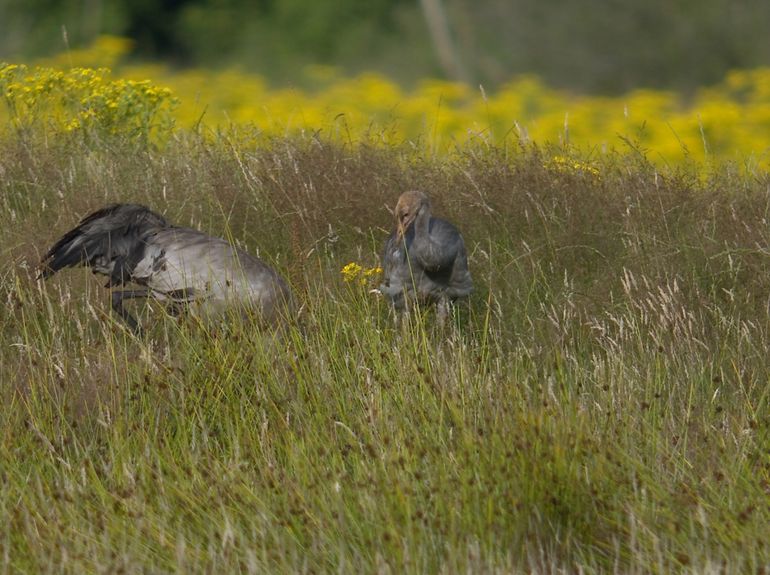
{"left": 3, "top": 35, "right": 770, "bottom": 165}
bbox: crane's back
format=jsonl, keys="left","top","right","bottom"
{"left": 133, "top": 227, "right": 293, "bottom": 325}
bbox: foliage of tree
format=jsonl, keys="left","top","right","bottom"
{"left": 1, "top": 0, "right": 770, "bottom": 94}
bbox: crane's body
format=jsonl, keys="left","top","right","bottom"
{"left": 380, "top": 191, "right": 472, "bottom": 322}
{"left": 40, "top": 204, "right": 292, "bottom": 332}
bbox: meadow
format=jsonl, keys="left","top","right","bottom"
{"left": 2, "top": 43, "right": 770, "bottom": 572}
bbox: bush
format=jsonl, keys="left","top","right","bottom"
{"left": 0, "top": 63, "right": 177, "bottom": 147}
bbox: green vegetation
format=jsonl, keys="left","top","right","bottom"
{"left": 3, "top": 0, "right": 770, "bottom": 93}
{"left": 2, "top": 117, "right": 770, "bottom": 570}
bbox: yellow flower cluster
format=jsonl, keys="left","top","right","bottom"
{"left": 5, "top": 35, "right": 770, "bottom": 165}
{"left": 122, "top": 63, "right": 770, "bottom": 166}
{"left": 0, "top": 61, "right": 177, "bottom": 144}
{"left": 547, "top": 155, "right": 601, "bottom": 178}
{"left": 341, "top": 263, "right": 383, "bottom": 286}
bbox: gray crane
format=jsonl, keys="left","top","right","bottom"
{"left": 39, "top": 203, "right": 293, "bottom": 333}
{"left": 379, "top": 190, "right": 473, "bottom": 325}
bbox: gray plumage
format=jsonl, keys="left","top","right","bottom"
{"left": 40, "top": 203, "right": 293, "bottom": 332}
{"left": 380, "top": 191, "right": 472, "bottom": 323}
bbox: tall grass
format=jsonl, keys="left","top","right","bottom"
{"left": 1, "top": 131, "right": 769, "bottom": 572}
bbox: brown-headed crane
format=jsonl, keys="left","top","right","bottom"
{"left": 379, "top": 191, "right": 473, "bottom": 325}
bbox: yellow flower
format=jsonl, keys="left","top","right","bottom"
{"left": 342, "top": 263, "right": 382, "bottom": 286}
{"left": 548, "top": 155, "right": 601, "bottom": 178}
{"left": 341, "top": 262, "right": 363, "bottom": 282}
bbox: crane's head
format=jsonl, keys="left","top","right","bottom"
{"left": 395, "top": 190, "right": 430, "bottom": 240}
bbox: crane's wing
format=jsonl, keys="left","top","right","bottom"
{"left": 411, "top": 218, "right": 464, "bottom": 272}
{"left": 414, "top": 218, "right": 473, "bottom": 300}
{"left": 39, "top": 204, "right": 168, "bottom": 284}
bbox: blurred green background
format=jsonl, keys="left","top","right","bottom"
{"left": 2, "top": 0, "right": 769, "bottom": 94}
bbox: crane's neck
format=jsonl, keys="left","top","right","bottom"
{"left": 413, "top": 209, "right": 430, "bottom": 239}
